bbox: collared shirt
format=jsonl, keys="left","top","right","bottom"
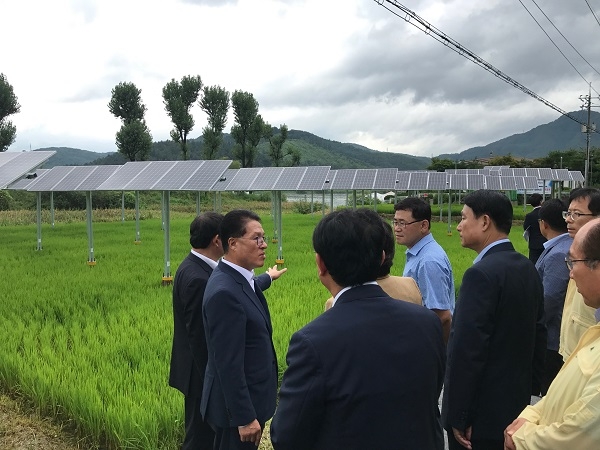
{"left": 559, "top": 279, "right": 597, "bottom": 361}
{"left": 403, "top": 233, "right": 455, "bottom": 313}
{"left": 513, "top": 324, "right": 600, "bottom": 449}
{"left": 191, "top": 249, "right": 218, "bottom": 270}
{"left": 221, "top": 258, "right": 255, "bottom": 291}
{"left": 473, "top": 238, "right": 510, "bottom": 264}
{"left": 330, "top": 282, "right": 378, "bottom": 308}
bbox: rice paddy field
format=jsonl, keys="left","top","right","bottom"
{"left": 0, "top": 208, "right": 529, "bottom": 449}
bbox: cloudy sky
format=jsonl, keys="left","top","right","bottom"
{"left": 3, "top": 0, "right": 600, "bottom": 158}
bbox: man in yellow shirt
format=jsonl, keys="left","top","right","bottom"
{"left": 558, "top": 188, "right": 600, "bottom": 361}
{"left": 504, "top": 218, "right": 600, "bottom": 450}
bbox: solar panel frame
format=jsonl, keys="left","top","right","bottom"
{"left": 26, "top": 166, "right": 77, "bottom": 191}
{"left": 181, "top": 160, "right": 232, "bottom": 191}
{"left": 373, "top": 168, "right": 399, "bottom": 190}
{"left": 249, "top": 167, "right": 285, "bottom": 190}
{"left": 124, "top": 161, "right": 177, "bottom": 190}
{"left": 223, "top": 168, "right": 262, "bottom": 191}
{"left": 209, "top": 168, "right": 237, "bottom": 191}
{"left": 352, "top": 169, "right": 377, "bottom": 190}
{"left": 296, "top": 166, "right": 330, "bottom": 191}
{"left": 51, "top": 166, "right": 98, "bottom": 191}
{"left": 569, "top": 171, "right": 585, "bottom": 182}
{"left": 323, "top": 170, "right": 337, "bottom": 191}
{"left": 395, "top": 172, "right": 410, "bottom": 190}
{"left": 0, "top": 151, "right": 56, "bottom": 189}
{"left": 523, "top": 176, "right": 539, "bottom": 190}
{"left": 6, "top": 169, "right": 50, "bottom": 190}
{"left": 467, "top": 174, "right": 485, "bottom": 190}
{"left": 485, "top": 176, "right": 502, "bottom": 190}
{"left": 152, "top": 160, "right": 206, "bottom": 190}
{"left": 273, "top": 167, "right": 308, "bottom": 190}
{"left": 552, "top": 169, "right": 570, "bottom": 181}
{"left": 96, "top": 161, "right": 152, "bottom": 191}
{"left": 330, "top": 169, "right": 356, "bottom": 190}
{"left": 500, "top": 176, "right": 517, "bottom": 190}
{"left": 428, "top": 172, "right": 448, "bottom": 190}
{"left": 78, "top": 165, "right": 122, "bottom": 190}
{"left": 407, "top": 172, "right": 428, "bottom": 190}
{"left": 449, "top": 174, "right": 468, "bottom": 190}
{"left": 538, "top": 168, "right": 553, "bottom": 179}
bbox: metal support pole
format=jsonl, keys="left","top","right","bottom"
{"left": 36, "top": 192, "right": 42, "bottom": 250}
{"left": 86, "top": 191, "right": 96, "bottom": 266}
{"left": 162, "top": 191, "right": 173, "bottom": 285}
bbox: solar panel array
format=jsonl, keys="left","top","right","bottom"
{"left": 6, "top": 169, "right": 50, "bottom": 190}
{"left": 447, "top": 167, "right": 584, "bottom": 181}
{"left": 0, "top": 151, "right": 56, "bottom": 189}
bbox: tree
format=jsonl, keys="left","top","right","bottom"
{"left": 115, "top": 120, "right": 153, "bottom": 161}
{"left": 0, "top": 73, "right": 21, "bottom": 152}
{"left": 108, "top": 82, "right": 146, "bottom": 124}
{"left": 230, "top": 90, "right": 265, "bottom": 168}
{"left": 427, "top": 157, "right": 482, "bottom": 171}
{"left": 162, "top": 75, "right": 202, "bottom": 160}
{"left": 265, "top": 124, "right": 295, "bottom": 167}
{"left": 109, "top": 81, "right": 152, "bottom": 161}
{"left": 199, "top": 85, "right": 229, "bottom": 160}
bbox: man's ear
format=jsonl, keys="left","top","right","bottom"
{"left": 316, "top": 253, "right": 328, "bottom": 277}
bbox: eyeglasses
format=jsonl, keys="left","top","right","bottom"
{"left": 562, "top": 211, "right": 596, "bottom": 220}
{"left": 238, "top": 236, "right": 269, "bottom": 246}
{"left": 392, "top": 219, "right": 420, "bottom": 228}
{"left": 565, "top": 257, "right": 596, "bottom": 270}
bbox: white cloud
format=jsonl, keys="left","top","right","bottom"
{"left": 3, "top": 0, "right": 600, "bottom": 157}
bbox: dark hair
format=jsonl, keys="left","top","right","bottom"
{"left": 581, "top": 219, "right": 600, "bottom": 270}
{"left": 528, "top": 193, "right": 543, "bottom": 207}
{"left": 313, "top": 208, "right": 386, "bottom": 287}
{"left": 394, "top": 197, "right": 431, "bottom": 229}
{"left": 463, "top": 189, "right": 513, "bottom": 235}
{"left": 189, "top": 212, "right": 224, "bottom": 249}
{"left": 538, "top": 199, "right": 567, "bottom": 233}
{"left": 379, "top": 221, "right": 396, "bottom": 277}
{"left": 220, "top": 209, "right": 261, "bottom": 253}
{"left": 569, "top": 187, "right": 600, "bottom": 215}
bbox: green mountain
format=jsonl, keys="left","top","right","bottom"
{"left": 438, "top": 110, "right": 600, "bottom": 160}
{"left": 34, "top": 130, "right": 430, "bottom": 170}
{"left": 33, "top": 147, "right": 113, "bottom": 167}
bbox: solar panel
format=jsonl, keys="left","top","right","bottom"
{"left": 498, "top": 167, "right": 514, "bottom": 176}
{"left": 210, "top": 168, "right": 237, "bottom": 191}
{"left": 323, "top": 170, "right": 337, "bottom": 191}
{"left": 181, "top": 160, "right": 232, "bottom": 191}
{"left": 428, "top": 172, "right": 448, "bottom": 190}
{"left": 514, "top": 177, "right": 527, "bottom": 190}
{"left": 250, "top": 167, "right": 285, "bottom": 190}
{"left": 297, "top": 166, "right": 330, "bottom": 190}
{"left": 485, "top": 176, "right": 502, "bottom": 190}
{"left": 27, "top": 166, "right": 76, "bottom": 191}
{"left": 0, "top": 151, "right": 56, "bottom": 189}
{"left": 274, "top": 167, "right": 307, "bottom": 190}
{"left": 449, "top": 174, "right": 468, "bottom": 190}
{"left": 97, "top": 161, "right": 152, "bottom": 191}
{"left": 408, "top": 172, "right": 428, "bottom": 190}
{"left": 395, "top": 172, "right": 410, "bottom": 190}
{"left": 352, "top": 169, "right": 377, "bottom": 189}
{"left": 125, "top": 161, "right": 177, "bottom": 190}
{"left": 330, "top": 169, "right": 356, "bottom": 190}
{"left": 523, "top": 176, "right": 539, "bottom": 190}
{"left": 552, "top": 169, "right": 570, "bottom": 181}
{"left": 538, "top": 168, "right": 553, "bottom": 179}
{"left": 51, "top": 166, "right": 98, "bottom": 191}
{"left": 467, "top": 174, "right": 485, "bottom": 190}
{"left": 569, "top": 171, "right": 585, "bottom": 182}
{"left": 373, "top": 168, "right": 399, "bottom": 190}
{"left": 512, "top": 168, "right": 527, "bottom": 177}
{"left": 524, "top": 168, "right": 539, "bottom": 178}
{"left": 6, "top": 169, "right": 50, "bottom": 190}
{"left": 490, "top": 170, "right": 501, "bottom": 176}
{"left": 153, "top": 160, "right": 206, "bottom": 190}
{"left": 500, "top": 176, "right": 517, "bottom": 190}
{"left": 224, "top": 168, "right": 262, "bottom": 191}
{"left": 78, "top": 165, "right": 122, "bottom": 190}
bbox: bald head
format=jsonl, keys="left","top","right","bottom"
{"left": 569, "top": 218, "right": 600, "bottom": 308}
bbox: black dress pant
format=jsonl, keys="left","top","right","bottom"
{"left": 183, "top": 395, "right": 214, "bottom": 450}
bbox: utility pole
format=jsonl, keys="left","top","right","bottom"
{"left": 579, "top": 83, "right": 598, "bottom": 186}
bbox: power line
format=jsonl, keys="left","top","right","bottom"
{"left": 584, "top": 0, "right": 600, "bottom": 28}
{"left": 519, "top": 0, "right": 600, "bottom": 95}
{"left": 373, "top": 0, "right": 595, "bottom": 132}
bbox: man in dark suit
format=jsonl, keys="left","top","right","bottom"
{"left": 442, "top": 190, "right": 546, "bottom": 450}
{"left": 169, "top": 212, "right": 283, "bottom": 450}
{"left": 201, "top": 210, "right": 279, "bottom": 450}
{"left": 271, "top": 208, "right": 446, "bottom": 450}
{"left": 523, "top": 193, "right": 546, "bottom": 263}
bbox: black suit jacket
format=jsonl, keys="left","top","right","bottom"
{"left": 442, "top": 242, "right": 546, "bottom": 441}
{"left": 169, "top": 253, "right": 271, "bottom": 398}
{"left": 271, "top": 284, "right": 446, "bottom": 450}
{"left": 200, "top": 260, "right": 278, "bottom": 428}
{"left": 523, "top": 207, "right": 546, "bottom": 250}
